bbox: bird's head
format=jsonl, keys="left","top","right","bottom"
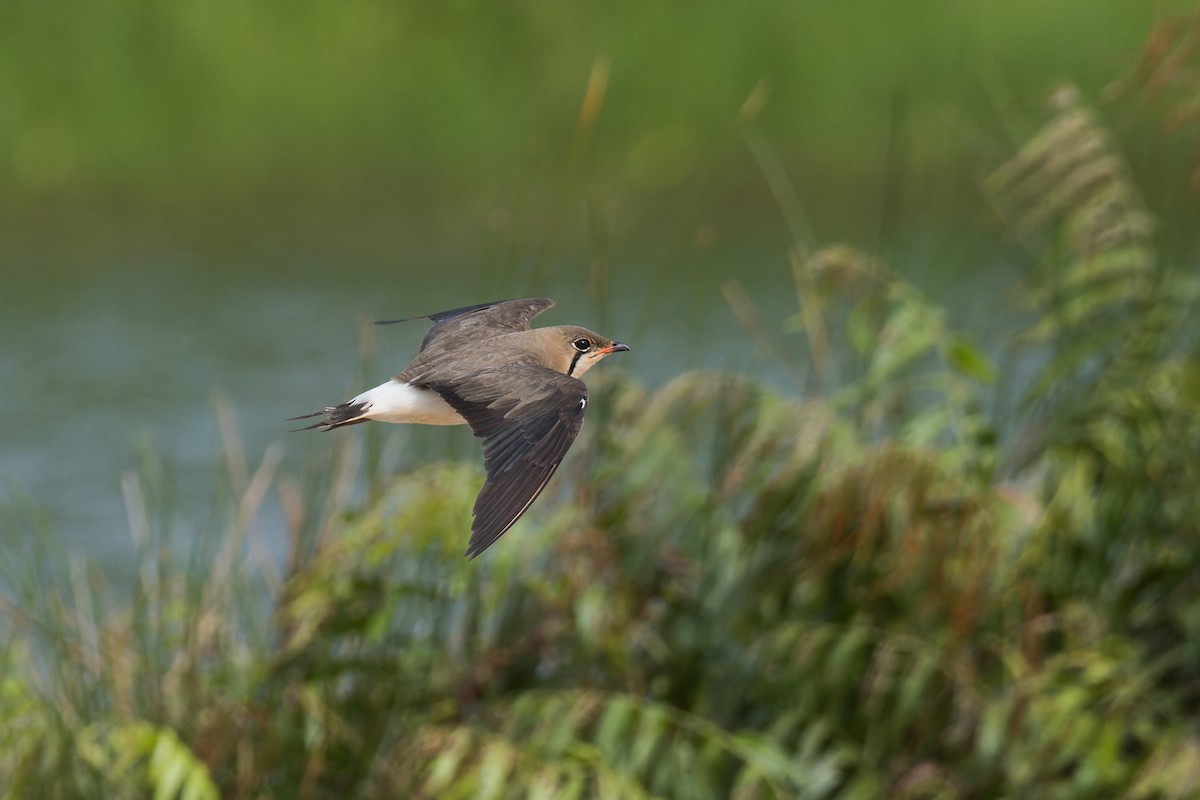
{"left": 536, "top": 325, "right": 631, "bottom": 378}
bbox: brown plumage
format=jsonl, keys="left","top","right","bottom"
{"left": 289, "top": 298, "right": 629, "bottom": 558}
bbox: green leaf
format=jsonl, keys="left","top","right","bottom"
{"left": 948, "top": 338, "right": 997, "bottom": 384}
{"left": 425, "top": 729, "right": 473, "bottom": 793}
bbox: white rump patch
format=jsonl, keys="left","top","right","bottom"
{"left": 351, "top": 380, "right": 466, "bottom": 426}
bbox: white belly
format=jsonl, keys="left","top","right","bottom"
{"left": 352, "top": 380, "right": 466, "bottom": 426}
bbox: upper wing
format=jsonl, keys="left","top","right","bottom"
{"left": 429, "top": 365, "right": 587, "bottom": 558}
{"left": 378, "top": 298, "right": 555, "bottom": 354}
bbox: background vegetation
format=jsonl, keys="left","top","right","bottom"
{"left": 5, "top": 2, "right": 1200, "bottom": 798}
{"left": 4, "top": 0, "right": 1193, "bottom": 252}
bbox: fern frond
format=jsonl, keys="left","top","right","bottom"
{"left": 75, "top": 721, "right": 219, "bottom": 800}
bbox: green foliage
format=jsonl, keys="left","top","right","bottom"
{"left": 1113, "top": 6, "right": 1200, "bottom": 191}
{"left": 76, "top": 721, "right": 219, "bottom": 800}
{"left": 987, "top": 90, "right": 1200, "bottom": 680}
{"left": 0, "top": 0, "right": 1160, "bottom": 239}
{"left": 5, "top": 331, "right": 1198, "bottom": 797}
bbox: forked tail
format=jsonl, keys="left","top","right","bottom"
{"left": 286, "top": 401, "right": 369, "bottom": 432}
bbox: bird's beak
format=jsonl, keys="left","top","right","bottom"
{"left": 600, "top": 342, "right": 631, "bottom": 355}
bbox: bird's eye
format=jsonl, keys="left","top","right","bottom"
{"left": 572, "top": 337, "right": 592, "bottom": 352}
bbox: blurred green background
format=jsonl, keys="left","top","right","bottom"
{"left": 5, "top": 1, "right": 1200, "bottom": 797}
{"left": 3, "top": 0, "right": 1190, "bottom": 251}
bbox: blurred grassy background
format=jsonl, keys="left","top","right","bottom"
{"left": 3, "top": 0, "right": 1192, "bottom": 258}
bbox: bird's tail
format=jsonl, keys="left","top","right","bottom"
{"left": 287, "top": 401, "right": 369, "bottom": 432}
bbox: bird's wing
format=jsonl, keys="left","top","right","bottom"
{"left": 428, "top": 365, "right": 587, "bottom": 558}
{"left": 378, "top": 298, "right": 555, "bottom": 353}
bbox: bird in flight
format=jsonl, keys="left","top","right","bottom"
{"left": 290, "top": 298, "right": 630, "bottom": 558}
